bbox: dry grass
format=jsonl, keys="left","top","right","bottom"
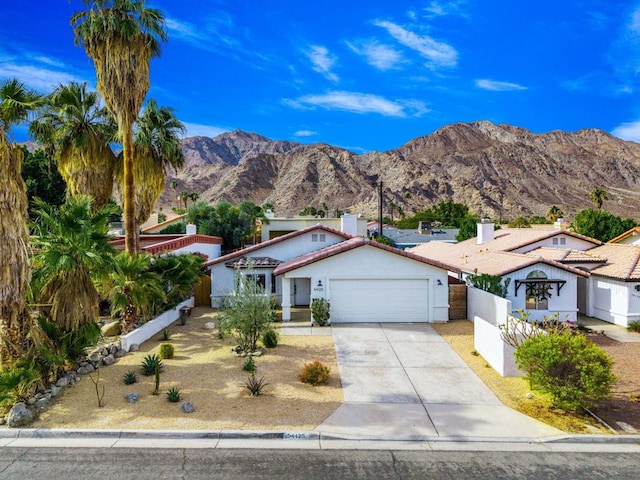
{"left": 432, "top": 320, "right": 609, "bottom": 434}
{"left": 34, "top": 307, "right": 342, "bottom": 430}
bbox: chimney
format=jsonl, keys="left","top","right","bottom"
{"left": 341, "top": 213, "right": 358, "bottom": 236}
{"left": 476, "top": 218, "right": 494, "bottom": 245}
{"left": 553, "top": 217, "right": 565, "bottom": 230}
{"left": 186, "top": 222, "right": 197, "bottom": 235}
{"left": 265, "top": 209, "right": 275, "bottom": 219}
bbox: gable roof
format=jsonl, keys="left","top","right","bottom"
{"left": 525, "top": 247, "right": 606, "bottom": 264}
{"left": 273, "top": 237, "right": 461, "bottom": 276}
{"left": 410, "top": 241, "right": 589, "bottom": 278}
{"left": 608, "top": 227, "right": 640, "bottom": 244}
{"left": 204, "top": 224, "right": 353, "bottom": 267}
{"left": 586, "top": 244, "right": 640, "bottom": 281}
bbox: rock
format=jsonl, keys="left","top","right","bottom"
{"left": 129, "top": 344, "right": 139, "bottom": 352}
{"left": 27, "top": 397, "right": 37, "bottom": 406}
{"left": 109, "top": 344, "right": 118, "bottom": 355}
{"left": 204, "top": 322, "right": 216, "bottom": 330}
{"left": 7, "top": 403, "right": 34, "bottom": 428}
{"left": 55, "top": 376, "right": 69, "bottom": 388}
{"left": 35, "top": 398, "right": 49, "bottom": 410}
{"left": 102, "top": 354, "right": 116, "bottom": 366}
{"left": 525, "top": 392, "right": 534, "bottom": 399}
{"left": 50, "top": 385, "right": 62, "bottom": 397}
{"left": 0, "top": 417, "right": 6, "bottom": 426}
{"left": 115, "top": 349, "right": 127, "bottom": 358}
{"left": 77, "top": 364, "right": 95, "bottom": 375}
{"left": 101, "top": 347, "right": 109, "bottom": 357}
{"left": 125, "top": 392, "right": 139, "bottom": 403}
{"left": 89, "top": 352, "right": 101, "bottom": 363}
{"left": 181, "top": 401, "right": 195, "bottom": 414}
{"left": 252, "top": 350, "right": 263, "bottom": 357}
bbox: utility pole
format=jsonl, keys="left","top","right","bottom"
{"left": 378, "top": 181, "right": 383, "bottom": 239}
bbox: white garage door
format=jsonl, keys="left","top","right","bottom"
{"left": 329, "top": 278, "right": 430, "bottom": 323}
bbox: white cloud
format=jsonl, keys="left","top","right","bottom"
{"left": 166, "top": 17, "right": 209, "bottom": 44}
{"left": 423, "top": 1, "right": 468, "bottom": 18}
{"left": 373, "top": 20, "right": 457, "bottom": 68}
{"left": 612, "top": 120, "right": 640, "bottom": 142}
{"left": 0, "top": 63, "right": 85, "bottom": 92}
{"left": 306, "top": 45, "right": 339, "bottom": 82}
{"left": 475, "top": 79, "right": 527, "bottom": 91}
{"left": 285, "top": 90, "right": 427, "bottom": 118}
{"left": 182, "top": 121, "right": 229, "bottom": 138}
{"left": 294, "top": 130, "right": 318, "bottom": 137}
{"left": 346, "top": 40, "right": 404, "bottom": 71}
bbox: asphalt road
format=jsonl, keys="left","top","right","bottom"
{"left": 0, "top": 448, "right": 637, "bottom": 479}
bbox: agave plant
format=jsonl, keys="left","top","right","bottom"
{"left": 140, "top": 353, "right": 163, "bottom": 376}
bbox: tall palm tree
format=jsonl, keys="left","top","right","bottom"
{"left": 98, "top": 253, "right": 165, "bottom": 334}
{"left": 30, "top": 196, "right": 117, "bottom": 332}
{"left": 590, "top": 188, "right": 608, "bottom": 211}
{"left": 72, "top": 0, "right": 168, "bottom": 254}
{"left": 170, "top": 180, "right": 178, "bottom": 209}
{"left": 546, "top": 205, "right": 564, "bottom": 222}
{"left": 30, "top": 82, "right": 117, "bottom": 209}
{"left": 114, "top": 99, "right": 184, "bottom": 225}
{"left": 0, "top": 79, "right": 41, "bottom": 365}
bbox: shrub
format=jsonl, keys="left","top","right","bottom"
{"left": 466, "top": 270, "right": 510, "bottom": 298}
{"left": 0, "top": 358, "right": 41, "bottom": 408}
{"left": 245, "top": 373, "right": 268, "bottom": 396}
{"left": 628, "top": 321, "right": 640, "bottom": 333}
{"left": 141, "top": 354, "right": 164, "bottom": 376}
{"left": 262, "top": 328, "right": 279, "bottom": 348}
{"left": 167, "top": 387, "right": 181, "bottom": 402}
{"left": 299, "top": 360, "right": 330, "bottom": 386}
{"left": 243, "top": 356, "right": 256, "bottom": 373}
{"left": 123, "top": 371, "right": 138, "bottom": 385}
{"left": 161, "top": 328, "right": 171, "bottom": 341}
{"left": 514, "top": 332, "right": 616, "bottom": 411}
{"left": 311, "top": 298, "right": 330, "bottom": 326}
{"left": 159, "top": 343, "right": 175, "bottom": 359}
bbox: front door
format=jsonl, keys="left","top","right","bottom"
{"left": 293, "top": 278, "right": 311, "bottom": 306}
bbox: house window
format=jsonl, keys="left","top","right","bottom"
{"left": 319, "top": 234, "right": 326, "bottom": 242}
{"left": 246, "top": 274, "right": 266, "bottom": 290}
{"left": 559, "top": 237, "right": 566, "bottom": 245}
{"left": 311, "top": 233, "right": 326, "bottom": 242}
{"left": 525, "top": 270, "right": 549, "bottom": 310}
{"left": 271, "top": 273, "right": 276, "bottom": 294}
{"left": 312, "top": 234, "right": 318, "bottom": 242}
{"left": 552, "top": 238, "right": 558, "bottom": 245}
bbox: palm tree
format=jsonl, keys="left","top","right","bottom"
{"left": 590, "top": 188, "right": 608, "bottom": 211}
{"left": 170, "top": 180, "right": 178, "bottom": 209}
{"left": 99, "top": 253, "right": 165, "bottom": 334}
{"left": 30, "top": 196, "right": 117, "bottom": 332}
{"left": 72, "top": 0, "right": 168, "bottom": 255}
{"left": 114, "top": 99, "right": 184, "bottom": 225}
{"left": 0, "top": 79, "right": 41, "bottom": 365}
{"left": 240, "top": 201, "right": 269, "bottom": 245}
{"left": 546, "top": 205, "right": 564, "bottom": 222}
{"left": 30, "top": 82, "right": 117, "bottom": 209}
{"left": 180, "top": 190, "right": 190, "bottom": 210}
{"left": 188, "top": 192, "right": 199, "bottom": 207}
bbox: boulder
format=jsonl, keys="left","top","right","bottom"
{"left": 55, "top": 376, "right": 69, "bottom": 388}
{"left": 35, "top": 398, "right": 49, "bottom": 410}
{"left": 129, "top": 344, "right": 139, "bottom": 352}
{"left": 115, "top": 349, "right": 127, "bottom": 358}
{"left": 181, "top": 401, "right": 195, "bottom": 414}
{"left": 7, "top": 403, "right": 34, "bottom": 428}
{"left": 125, "top": 392, "right": 139, "bottom": 403}
{"left": 102, "top": 354, "right": 116, "bottom": 366}
{"left": 50, "top": 385, "right": 62, "bottom": 397}
{"left": 77, "top": 364, "right": 95, "bottom": 375}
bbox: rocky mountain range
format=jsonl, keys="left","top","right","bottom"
{"left": 159, "top": 121, "right": 640, "bottom": 221}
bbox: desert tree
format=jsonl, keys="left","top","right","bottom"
{"left": 589, "top": 188, "right": 608, "bottom": 211}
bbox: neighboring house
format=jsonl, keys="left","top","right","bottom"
{"left": 141, "top": 213, "right": 187, "bottom": 234}
{"left": 205, "top": 225, "right": 352, "bottom": 307}
{"left": 608, "top": 227, "right": 640, "bottom": 246}
{"left": 383, "top": 228, "right": 459, "bottom": 249}
{"left": 273, "top": 237, "right": 459, "bottom": 323}
{"left": 261, "top": 212, "right": 367, "bottom": 242}
{"left": 410, "top": 221, "right": 597, "bottom": 322}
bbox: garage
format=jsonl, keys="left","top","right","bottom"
{"left": 329, "top": 278, "right": 430, "bottom": 323}
{"left": 274, "top": 237, "right": 460, "bottom": 323}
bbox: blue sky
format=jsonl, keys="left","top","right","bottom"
{"left": 2, "top": 0, "right": 640, "bottom": 152}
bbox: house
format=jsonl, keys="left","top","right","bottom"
{"left": 261, "top": 212, "right": 367, "bottom": 242}
{"left": 273, "top": 237, "right": 459, "bottom": 323}
{"left": 205, "top": 225, "right": 353, "bottom": 307}
{"left": 410, "top": 221, "right": 597, "bottom": 322}
{"left": 608, "top": 227, "right": 640, "bottom": 246}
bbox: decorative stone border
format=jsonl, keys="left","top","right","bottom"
{"left": 120, "top": 297, "right": 195, "bottom": 352}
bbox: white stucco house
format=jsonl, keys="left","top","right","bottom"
{"left": 273, "top": 237, "right": 459, "bottom": 323}
{"left": 260, "top": 212, "right": 368, "bottom": 242}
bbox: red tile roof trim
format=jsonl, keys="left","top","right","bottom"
{"left": 273, "top": 237, "right": 462, "bottom": 276}
{"left": 142, "top": 234, "right": 222, "bottom": 255}
{"left": 204, "top": 224, "right": 353, "bottom": 267}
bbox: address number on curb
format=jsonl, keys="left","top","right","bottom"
{"left": 283, "top": 432, "right": 310, "bottom": 440}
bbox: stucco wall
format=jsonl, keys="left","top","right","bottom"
{"left": 590, "top": 276, "right": 640, "bottom": 327}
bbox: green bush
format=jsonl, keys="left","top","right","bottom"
{"left": 299, "top": 360, "right": 330, "bottom": 386}
{"left": 628, "top": 321, "right": 640, "bottom": 333}
{"left": 262, "top": 328, "right": 279, "bottom": 348}
{"left": 0, "top": 358, "right": 41, "bottom": 409}
{"left": 123, "top": 371, "right": 138, "bottom": 385}
{"left": 159, "top": 343, "right": 175, "bottom": 359}
{"left": 243, "top": 356, "right": 256, "bottom": 373}
{"left": 311, "top": 298, "right": 330, "bottom": 326}
{"left": 141, "top": 354, "right": 164, "bottom": 376}
{"left": 514, "top": 332, "right": 616, "bottom": 411}
{"left": 166, "top": 387, "right": 181, "bottom": 402}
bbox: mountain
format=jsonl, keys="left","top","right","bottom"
{"left": 159, "top": 121, "right": 640, "bottom": 220}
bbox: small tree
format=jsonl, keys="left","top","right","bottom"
{"left": 311, "top": 298, "right": 330, "bottom": 326}
{"left": 514, "top": 332, "right": 616, "bottom": 411}
{"left": 219, "top": 271, "right": 273, "bottom": 352}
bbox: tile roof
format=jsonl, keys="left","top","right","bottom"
{"left": 410, "top": 241, "right": 589, "bottom": 278}
{"left": 525, "top": 247, "right": 606, "bottom": 263}
{"left": 204, "top": 224, "right": 353, "bottom": 267}
{"left": 225, "top": 256, "right": 282, "bottom": 268}
{"left": 273, "top": 237, "right": 461, "bottom": 276}
{"left": 608, "top": 227, "right": 640, "bottom": 244}
{"left": 586, "top": 244, "right": 640, "bottom": 281}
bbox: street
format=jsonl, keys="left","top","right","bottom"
{"left": 0, "top": 448, "right": 637, "bottom": 479}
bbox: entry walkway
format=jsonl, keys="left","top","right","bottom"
{"left": 318, "top": 323, "right": 563, "bottom": 440}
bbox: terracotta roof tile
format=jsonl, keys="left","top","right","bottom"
{"left": 608, "top": 227, "right": 640, "bottom": 244}
{"left": 525, "top": 247, "right": 606, "bottom": 263}
{"left": 455, "top": 227, "right": 601, "bottom": 252}
{"left": 225, "top": 256, "right": 282, "bottom": 268}
{"left": 586, "top": 244, "right": 640, "bottom": 281}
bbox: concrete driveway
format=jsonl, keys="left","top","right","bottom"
{"left": 318, "top": 323, "right": 563, "bottom": 440}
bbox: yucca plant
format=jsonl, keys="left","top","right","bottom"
{"left": 245, "top": 373, "right": 268, "bottom": 397}
{"left": 123, "top": 370, "right": 137, "bottom": 385}
{"left": 141, "top": 353, "right": 163, "bottom": 376}
{"left": 166, "top": 387, "right": 181, "bottom": 402}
